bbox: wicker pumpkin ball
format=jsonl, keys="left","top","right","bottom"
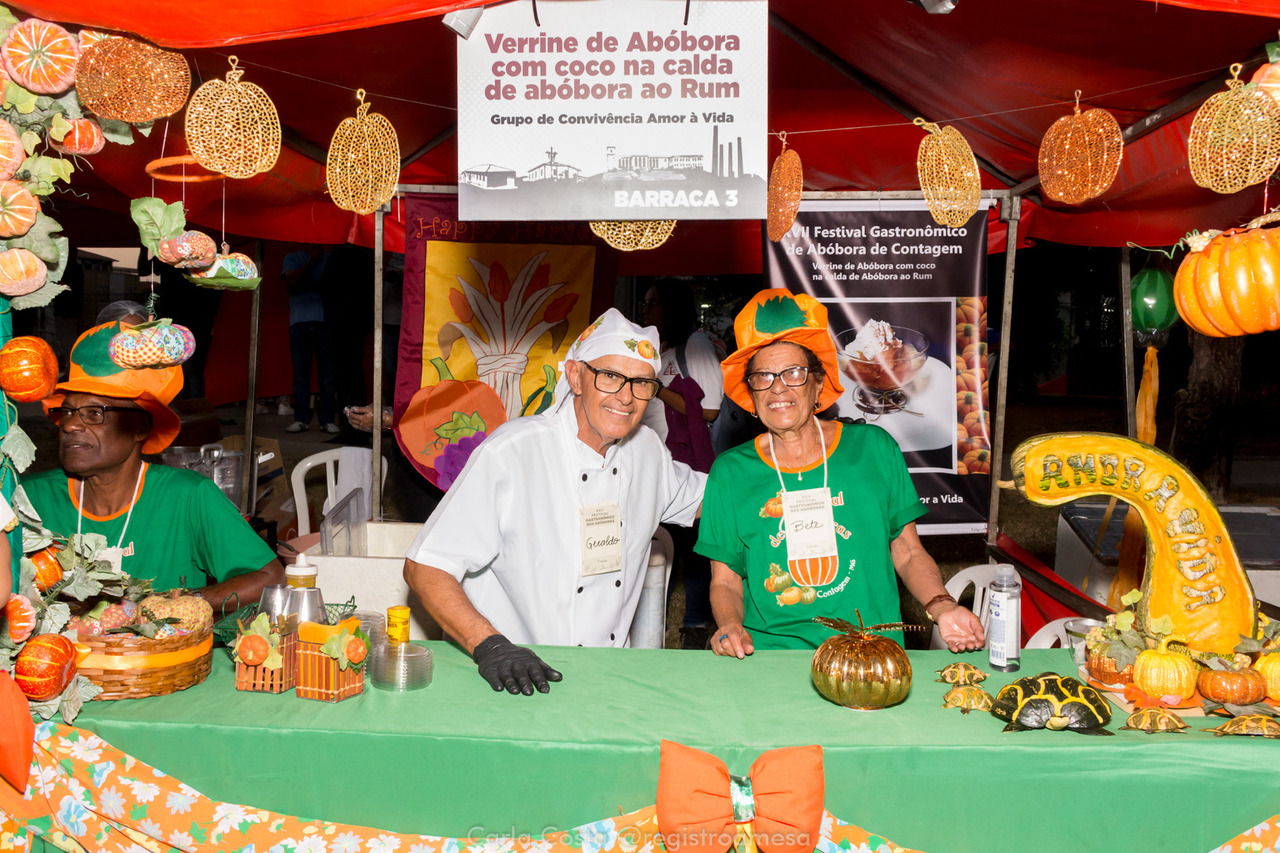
{"left": 589, "top": 220, "right": 676, "bottom": 251}
{"left": 914, "top": 118, "right": 981, "bottom": 229}
{"left": 1038, "top": 97, "right": 1123, "bottom": 205}
{"left": 767, "top": 139, "right": 803, "bottom": 242}
{"left": 327, "top": 89, "right": 400, "bottom": 215}
{"left": 185, "top": 56, "right": 280, "bottom": 179}
{"left": 0, "top": 335, "right": 58, "bottom": 402}
{"left": 810, "top": 614, "right": 913, "bottom": 710}
{"left": 1188, "top": 64, "right": 1280, "bottom": 195}
{"left": 75, "top": 36, "right": 190, "bottom": 123}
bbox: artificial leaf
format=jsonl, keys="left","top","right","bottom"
{"left": 46, "top": 234, "right": 69, "bottom": 283}
{"left": 18, "top": 130, "right": 38, "bottom": 156}
{"left": 182, "top": 271, "right": 260, "bottom": 291}
{"left": 36, "top": 602, "right": 70, "bottom": 635}
{"left": 1110, "top": 643, "right": 1139, "bottom": 671}
{"left": 16, "top": 555, "right": 37, "bottom": 596}
{"left": 28, "top": 692, "right": 61, "bottom": 721}
{"left": 11, "top": 282, "right": 68, "bottom": 311}
{"left": 1114, "top": 611, "right": 1135, "bottom": 632}
{"left": 3, "top": 81, "right": 37, "bottom": 115}
{"left": 0, "top": 6, "right": 17, "bottom": 40}
{"left": 56, "top": 569, "right": 101, "bottom": 602}
{"left": 97, "top": 119, "right": 134, "bottom": 147}
{"left": 18, "top": 155, "right": 74, "bottom": 196}
{"left": 1, "top": 423, "right": 36, "bottom": 472}
{"left": 76, "top": 532, "right": 110, "bottom": 558}
{"left": 6, "top": 212, "right": 64, "bottom": 264}
{"left": 50, "top": 91, "right": 81, "bottom": 121}
{"left": 60, "top": 675, "right": 102, "bottom": 724}
{"left": 11, "top": 485, "right": 43, "bottom": 528}
{"left": 134, "top": 121, "right": 154, "bottom": 137}
{"left": 49, "top": 113, "right": 72, "bottom": 143}
{"left": 1148, "top": 614, "right": 1174, "bottom": 637}
{"left": 131, "top": 197, "right": 186, "bottom": 253}
{"left": 1120, "top": 588, "right": 1143, "bottom": 607}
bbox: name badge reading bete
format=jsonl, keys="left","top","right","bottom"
{"left": 580, "top": 501, "right": 623, "bottom": 576}
{"left": 781, "top": 487, "right": 838, "bottom": 567}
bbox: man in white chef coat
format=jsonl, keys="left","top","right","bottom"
{"left": 403, "top": 308, "right": 706, "bottom": 695}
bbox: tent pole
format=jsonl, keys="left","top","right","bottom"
{"left": 372, "top": 207, "right": 385, "bottom": 521}
{"left": 986, "top": 195, "right": 1020, "bottom": 548}
{"left": 1120, "top": 247, "right": 1136, "bottom": 439}
{"left": 242, "top": 240, "right": 264, "bottom": 516}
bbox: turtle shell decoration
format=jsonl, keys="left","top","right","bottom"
{"left": 942, "top": 684, "right": 994, "bottom": 714}
{"left": 991, "top": 672, "right": 1114, "bottom": 735}
{"left": 157, "top": 231, "right": 217, "bottom": 270}
{"left": 185, "top": 243, "right": 261, "bottom": 290}
{"left": 936, "top": 662, "right": 987, "bottom": 685}
{"left": 1120, "top": 707, "right": 1188, "bottom": 735}
{"left": 109, "top": 320, "right": 196, "bottom": 369}
{"left": 1203, "top": 714, "right": 1280, "bottom": 738}
{"left": 810, "top": 612, "right": 918, "bottom": 710}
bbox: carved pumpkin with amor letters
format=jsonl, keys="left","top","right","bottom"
{"left": 0, "top": 335, "right": 58, "bottom": 401}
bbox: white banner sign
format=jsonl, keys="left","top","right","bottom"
{"left": 457, "top": 0, "right": 768, "bottom": 221}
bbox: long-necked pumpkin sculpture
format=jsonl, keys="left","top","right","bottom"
{"left": 1010, "top": 433, "right": 1255, "bottom": 655}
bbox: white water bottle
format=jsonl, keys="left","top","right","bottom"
{"left": 987, "top": 563, "right": 1021, "bottom": 672}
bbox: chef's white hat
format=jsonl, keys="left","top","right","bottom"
{"left": 550, "top": 308, "right": 661, "bottom": 411}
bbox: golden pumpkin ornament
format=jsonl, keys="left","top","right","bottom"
{"left": 1038, "top": 90, "right": 1124, "bottom": 205}
{"left": 810, "top": 612, "right": 917, "bottom": 710}
{"left": 75, "top": 36, "right": 191, "bottom": 123}
{"left": 766, "top": 132, "right": 803, "bottom": 242}
{"left": 914, "top": 117, "right": 981, "bottom": 228}
{"left": 185, "top": 55, "right": 281, "bottom": 179}
{"left": 1188, "top": 63, "right": 1280, "bottom": 195}
{"left": 326, "top": 89, "right": 401, "bottom": 215}
{"left": 589, "top": 220, "right": 676, "bottom": 251}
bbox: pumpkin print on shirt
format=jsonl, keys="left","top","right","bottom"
{"left": 756, "top": 489, "right": 850, "bottom": 608}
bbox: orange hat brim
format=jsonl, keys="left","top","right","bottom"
{"left": 44, "top": 380, "right": 182, "bottom": 455}
{"left": 721, "top": 327, "right": 844, "bottom": 414}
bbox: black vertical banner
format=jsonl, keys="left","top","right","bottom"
{"left": 765, "top": 201, "right": 990, "bottom": 534}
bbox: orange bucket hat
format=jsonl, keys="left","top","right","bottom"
{"left": 43, "top": 321, "right": 184, "bottom": 454}
{"left": 721, "top": 289, "right": 843, "bottom": 414}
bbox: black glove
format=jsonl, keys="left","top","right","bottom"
{"left": 472, "top": 634, "right": 563, "bottom": 695}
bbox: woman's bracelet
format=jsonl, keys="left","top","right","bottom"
{"left": 922, "top": 593, "right": 956, "bottom": 622}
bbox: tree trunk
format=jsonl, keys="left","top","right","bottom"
{"left": 1169, "top": 331, "right": 1245, "bottom": 501}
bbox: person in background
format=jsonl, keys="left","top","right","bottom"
{"left": 22, "top": 322, "right": 285, "bottom": 615}
{"left": 638, "top": 281, "right": 721, "bottom": 650}
{"left": 282, "top": 244, "right": 337, "bottom": 434}
{"left": 696, "top": 289, "right": 984, "bottom": 656}
{"left": 402, "top": 309, "right": 705, "bottom": 695}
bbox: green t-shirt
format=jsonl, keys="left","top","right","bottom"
{"left": 23, "top": 464, "right": 275, "bottom": 592}
{"left": 695, "top": 422, "right": 927, "bottom": 650}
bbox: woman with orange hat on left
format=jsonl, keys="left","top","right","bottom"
{"left": 21, "top": 321, "right": 285, "bottom": 613}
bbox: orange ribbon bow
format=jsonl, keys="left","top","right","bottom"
{"left": 656, "top": 740, "right": 824, "bottom": 853}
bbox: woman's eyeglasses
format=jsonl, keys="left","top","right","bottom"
{"left": 49, "top": 405, "right": 142, "bottom": 425}
{"left": 582, "top": 364, "right": 662, "bottom": 400}
{"left": 745, "top": 366, "right": 811, "bottom": 392}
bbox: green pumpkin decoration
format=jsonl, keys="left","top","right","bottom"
{"left": 1130, "top": 266, "right": 1178, "bottom": 334}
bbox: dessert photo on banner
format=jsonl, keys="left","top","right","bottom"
{"left": 825, "top": 298, "right": 954, "bottom": 469}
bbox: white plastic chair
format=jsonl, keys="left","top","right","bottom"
{"left": 629, "top": 526, "right": 674, "bottom": 649}
{"left": 929, "top": 563, "right": 1000, "bottom": 650}
{"left": 290, "top": 448, "right": 388, "bottom": 536}
{"left": 1026, "top": 617, "right": 1074, "bottom": 650}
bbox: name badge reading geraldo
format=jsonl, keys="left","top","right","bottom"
{"left": 580, "top": 501, "right": 623, "bottom": 576}
{"left": 781, "top": 487, "right": 838, "bottom": 566}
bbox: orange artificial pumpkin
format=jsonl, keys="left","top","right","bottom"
{"left": 811, "top": 613, "right": 913, "bottom": 709}
{"left": 1256, "top": 652, "right": 1280, "bottom": 702}
{"left": 1131, "top": 636, "right": 1199, "bottom": 701}
{"left": 1086, "top": 649, "right": 1134, "bottom": 686}
{"left": 3, "top": 593, "right": 37, "bottom": 643}
{"left": 0, "top": 181, "right": 39, "bottom": 238}
{"left": 0, "top": 120, "right": 24, "bottom": 181}
{"left": 1252, "top": 61, "right": 1280, "bottom": 105}
{"left": 52, "top": 118, "right": 105, "bottom": 156}
{"left": 30, "top": 545, "right": 63, "bottom": 592}
{"left": 0, "top": 247, "right": 47, "bottom": 296}
{"left": 1174, "top": 212, "right": 1280, "bottom": 337}
{"left": 0, "top": 335, "right": 58, "bottom": 402}
{"left": 236, "top": 633, "right": 270, "bottom": 667}
{"left": 1198, "top": 664, "right": 1267, "bottom": 706}
{"left": 14, "top": 633, "right": 77, "bottom": 700}
{"left": 0, "top": 19, "right": 78, "bottom": 95}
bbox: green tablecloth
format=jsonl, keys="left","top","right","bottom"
{"left": 66, "top": 644, "right": 1277, "bottom": 853}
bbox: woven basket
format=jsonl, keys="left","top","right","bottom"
{"left": 76, "top": 625, "right": 213, "bottom": 701}
{"left": 234, "top": 632, "right": 298, "bottom": 694}
{"left": 296, "top": 640, "right": 364, "bottom": 702}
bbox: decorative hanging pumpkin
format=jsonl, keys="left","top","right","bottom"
{"left": 1197, "top": 657, "right": 1267, "bottom": 706}
{"left": 1131, "top": 636, "right": 1199, "bottom": 701}
{"left": 810, "top": 612, "right": 914, "bottom": 710}
{"left": 326, "top": 88, "right": 400, "bottom": 215}
{"left": 188, "top": 247, "right": 257, "bottom": 280}
{"left": 0, "top": 180, "right": 39, "bottom": 238}
{"left": 0, "top": 120, "right": 25, "bottom": 181}
{"left": 766, "top": 133, "right": 803, "bottom": 242}
{"left": 156, "top": 231, "right": 217, "bottom": 270}
{"left": 29, "top": 544, "right": 63, "bottom": 592}
{"left": 52, "top": 117, "right": 105, "bottom": 156}
{"left": 77, "top": 28, "right": 114, "bottom": 52}
{"left": 1038, "top": 91, "right": 1124, "bottom": 205}
{"left": 75, "top": 36, "right": 191, "bottom": 123}
{"left": 589, "top": 220, "right": 676, "bottom": 251}
{"left": 3, "top": 594, "right": 36, "bottom": 644}
{"left": 0, "top": 18, "right": 78, "bottom": 95}
{"left": 1187, "top": 63, "right": 1280, "bottom": 195}
{"left": 0, "top": 335, "right": 58, "bottom": 402}
{"left": 1173, "top": 211, "right": 1280, "bottom": 337}
{"left": 108, "top": 320, "right": 196, "bottom": 369}
{"left": 1129, "top": 265, "right": 1178, "bottom": 334}
{"left": 185, "top": 55, "right": 281, "bottom": 179}
{"left": 13, "top": 633, "right": 78, "bottom": 701}
{"left": 1255, "top": 652, "right": 1280, "bottom": 701}
{"left": 914, "top": 117, "right": 981, "bottom": 228}
{"left": 0, "top": 247, "right": 48, "bottom": 296}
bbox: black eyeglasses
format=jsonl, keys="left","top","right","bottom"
{"left": 581, "top": 363, "right": 662, "bottom": 400}
{"left": 745, "top": 366, "right": 811, "bottom": 392}
{"left": 49, "top": 405, "right": 143, "bottom": 425}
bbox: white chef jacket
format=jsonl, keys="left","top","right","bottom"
{"left": 640, "top": 329, "right": 724, "bottom": 443}
{"left": 406, "top": 400, "right": 706, "bottom": 647}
